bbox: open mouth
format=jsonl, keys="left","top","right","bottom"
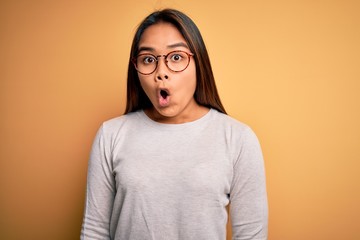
{"left": 158, "top": 89, "right": 170, "bottom": 107}
{"left": 160, "top": 89, "right": 169, "bottom": 99}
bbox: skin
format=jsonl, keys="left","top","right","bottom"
{"left": 137, "top": 22, "right": 209, "bottom": 124}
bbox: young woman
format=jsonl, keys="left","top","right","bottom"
{"left": 81, "top": 9, "right": 268, "bottom": 240}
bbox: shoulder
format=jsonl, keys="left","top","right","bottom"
{"left": 98, "top": 111, "right": 143, "bottom": 136}
{"left": 103, "top": 111, "right": 139, "bottom": 126}
{"left": 211, "top": 109, "right": 252, "bottom": 132}
{"left": 211, "top": 109, "right": 260, "bottom": 144}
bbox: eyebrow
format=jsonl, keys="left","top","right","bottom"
{"left": 138, "top": 46, "right": 155, "bottom": 53}
{"left": 167, "top": 42, "right": 189, "bottom": 49}
{"left": 138, "top": 42, "right": 189, "bottom": 53}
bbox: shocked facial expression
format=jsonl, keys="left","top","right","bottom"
{"left": 136, "top": 22, "right": 200, "bottom": 123}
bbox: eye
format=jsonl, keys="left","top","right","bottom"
{"left": 169, "top": 53, "right": 184, "bottom": 62}
{"left": 140, "top": 55, "right": 156, "bottom": 65}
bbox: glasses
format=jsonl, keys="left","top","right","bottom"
{"left": 132, "top": 50, "right": 194, "bottom": 75}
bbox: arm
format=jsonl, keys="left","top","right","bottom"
{"left": 81, "top": 126, "right": 115, "bottom": 240}
{"left": 230, "top": 127, "right": 268, "bottom": 240}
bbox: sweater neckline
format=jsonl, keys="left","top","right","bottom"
{"left": 136, "top": 108, "right": 215, "bottom": 131}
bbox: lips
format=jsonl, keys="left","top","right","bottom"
{"left": 158, "top": 88, "right": 170, "bottom": 107}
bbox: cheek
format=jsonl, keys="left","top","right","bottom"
{"left": 185, "top": 65, "right": 197, "bottom": 92}
{"left": 138, "top": 76, "right": 151, "bottom": 92}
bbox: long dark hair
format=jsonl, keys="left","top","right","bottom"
{"left": 124, "top": 9, "right": 226, "bottom": 114}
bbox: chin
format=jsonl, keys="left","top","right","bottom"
{"left": 155, "top": 107, "right": 177, "bottom": 117}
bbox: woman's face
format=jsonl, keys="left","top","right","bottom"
{"left": 137, "top": 22, "right": 205, "bottom": 123}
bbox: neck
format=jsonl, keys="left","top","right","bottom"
{"left": 145, "top": 106, "right": 210, "bottom": 124}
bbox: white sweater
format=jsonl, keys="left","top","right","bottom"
{"left": 81, "top": 109, "right": 268, "bottom": 240}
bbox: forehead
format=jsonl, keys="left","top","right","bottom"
{"left": 138, "top": 22, "right": 188, "bottom": 51}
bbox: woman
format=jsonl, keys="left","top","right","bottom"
{"left": 81, "top": 9, "right": 268, "bottom": 240}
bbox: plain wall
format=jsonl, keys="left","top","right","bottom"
{"left": 1, "top": 0, "right": 359, "bottom": 239}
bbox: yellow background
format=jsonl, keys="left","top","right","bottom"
{"left": 1, "top": 0, "right": 359, "bottom": 239}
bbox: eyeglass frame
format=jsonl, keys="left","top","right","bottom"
{"left": 132, "top": 50, "right": 195, "bottom": 75}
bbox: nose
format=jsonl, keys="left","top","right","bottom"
{"left": 157, "top": 74, "right": 169, "bottom": 80}
{"left": 155, "top": 56, "right": 169, "bottom": 81}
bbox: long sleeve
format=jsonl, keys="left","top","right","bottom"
{"left": 230, "top": 127, "right": 268, "bottom": 240}
{"left": 81, "top": 126, "right": 115, "bottom": 240}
